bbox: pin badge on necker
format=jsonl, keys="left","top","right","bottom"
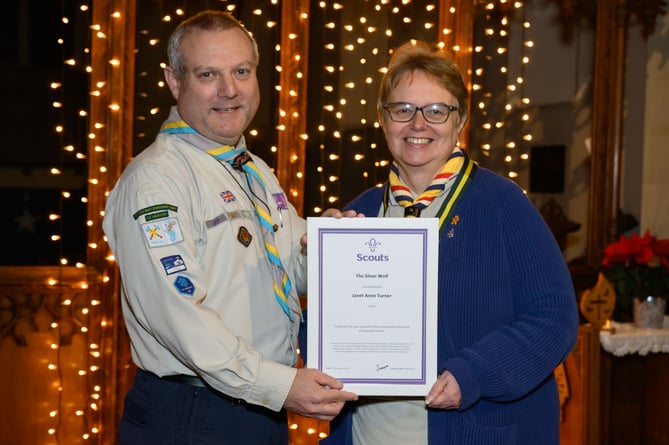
{"left": 237, "top": 226, "right": 252, "bottom": 247}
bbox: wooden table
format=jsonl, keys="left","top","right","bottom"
{"left": 599, "top": 319, "right": 669, "bottom": 445}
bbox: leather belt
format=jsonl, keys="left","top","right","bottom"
{"left": 161, "top": 374, "right": 207, "bottom": 388}
{"left": 159, "top": 373, "right": 245, "bottom": 405}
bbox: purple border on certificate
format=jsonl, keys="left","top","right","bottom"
{"left": 316, "top": 227, "right": 429, "bottom": 387}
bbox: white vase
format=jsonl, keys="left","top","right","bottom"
{"left": 632, "top": 296, "right": 666, "bottom": 329}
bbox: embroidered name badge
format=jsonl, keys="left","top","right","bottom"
{"left": 272, "top": 192, "right": 289, "bottom": 210}
{"left": 173, "top": 276, "right": 195, "bottom": 296}
{"left": 220, "top": 190, "right": 236, "bottom": 203}
{"left": 237, "top": 226, "right": 252, "bottom": 247}
{"left": 141, "top": 217, "right": 184, "bottom": 248}
{"left": 160, "top": 254, "right": 187, "bottom": 275}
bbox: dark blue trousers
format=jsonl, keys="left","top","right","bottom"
{"left": 118, "top": 369, "right": 288, "bottom": 445}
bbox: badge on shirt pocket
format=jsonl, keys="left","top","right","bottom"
{"left": 237, "top": 226, "right": 252, "bottom": 247}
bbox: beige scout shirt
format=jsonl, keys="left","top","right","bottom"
{"left": 103, "top": 132, "right": 307, "bottom": 412}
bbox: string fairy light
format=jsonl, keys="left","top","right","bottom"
{"left": 304, "top": 0, "right": 440, "bottom": 216}
{"left": 40, "top": 1, "right": 101, "bottom": 443}
{"left": 469, "top": 0, "right": 533, "bottom": 189}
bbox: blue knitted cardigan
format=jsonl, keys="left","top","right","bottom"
{"left": 311, "top": 165, "right": 579, "bottom": 445}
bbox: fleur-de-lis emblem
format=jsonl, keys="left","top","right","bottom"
{"left": 365, "top": 238, "right": 381, "bottom": 252}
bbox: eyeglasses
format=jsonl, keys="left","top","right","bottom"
{"left": 383, "top": 102, "right": 458, "bottom": 124}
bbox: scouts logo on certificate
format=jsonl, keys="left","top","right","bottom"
{"left": 364, "top": 238, "right": 381, "bottom": 252}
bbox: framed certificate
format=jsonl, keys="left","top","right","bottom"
{"left": 306, "top": 217, "right": 438, "bottom": 395}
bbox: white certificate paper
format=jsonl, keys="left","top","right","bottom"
{"left": 306, "top": 217, "right": 438, "bottom": 395}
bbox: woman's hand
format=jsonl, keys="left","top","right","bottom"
{"left": 425, "top": 370, "right": 462, "bottom": 410}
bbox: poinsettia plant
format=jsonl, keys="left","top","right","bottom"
{"left": 601, "top": 230, "right": 669, "bottom": 311}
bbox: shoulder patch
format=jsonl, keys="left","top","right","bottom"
{"left": 133, "top": 204, "right": 179, "bottom": 220}
{"left": 160, "top": 254, "right": 187, "bottom": 275}
{"left": 173, "top": 276, "right": 195, "bottom": 296}
{"left": 141, "top": 217, "right": 184, "bottom": 248}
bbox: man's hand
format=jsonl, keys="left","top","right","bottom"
{"left": 425, "top": 370, "right": 462, "bottom": 409}
{"left": 321, "top": 208, "right": 365, "bottom": 218}
{"left": 284, "top": 368, "right": 358, "bottom": 420}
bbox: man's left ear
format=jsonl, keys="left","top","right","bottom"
{"left": 164, "top": 67, "right": 180, "bottom": 100}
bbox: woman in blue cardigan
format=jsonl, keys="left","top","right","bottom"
{"left": 321, "top": 40, "right": 579, "bottom": 445}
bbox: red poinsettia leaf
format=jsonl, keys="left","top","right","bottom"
{"left": 634, "top": 246, "right": 654, "bottom": 265}
{"left": 657, "top": 255, "right": 669, "bottom": 270}
{"left": 602, "top": 232, "right": 669, "bottom": 305}
{"left": 655, "top": 239, "right": 669, "bottom": 270}
{"left": 603, "top": 234, "right": 641, "bottom": 265}
{"left": 654, "top": 239, "right": 669, "bottom": 257}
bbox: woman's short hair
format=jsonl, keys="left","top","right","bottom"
{"left": 378, "top": 41, "right": 469, "bottom": 124}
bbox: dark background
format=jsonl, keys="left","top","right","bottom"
{"left": 0, "top": 0, "right": 88, "bottom": 265}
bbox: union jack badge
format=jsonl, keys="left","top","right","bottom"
{"left": 220, "top": 190, "right": 236, "bottom": 203}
